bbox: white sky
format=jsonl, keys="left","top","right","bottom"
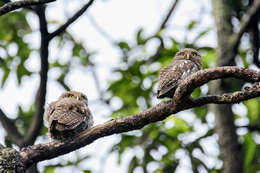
{"left": 0, "top": 0, "right": 218, "bottom": 172}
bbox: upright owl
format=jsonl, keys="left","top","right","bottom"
{"left": 44, "top": 91, "right": 93, "bottom": 140}
{"left": 157, "top": 48, "right": 202, "bottom": 99}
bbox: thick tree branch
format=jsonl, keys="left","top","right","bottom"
{"left": 173, "top": 66, "right": 260, "bottom": 105}
{"left": 49, "top": 0, "right": 94, "bottom": 39}
{"left": 0, "top": 109, "right": 23, "bottom": 146}
{"left": 0, "top": 0, "right": 55, "bottom": 16}
{"left": 18, "top": 66, "right": 260, "bottom": 168}
{"left": 22, "top": 5, "right": 49, "bottom": 147}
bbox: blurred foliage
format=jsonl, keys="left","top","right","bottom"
{"left": 43, "top": 154, "right": 91, "bottom": 173}
{"left": 105, "top": 6, "right": 260, "bottom": 173}
{"left": 0, "top": 1, "right": 94, "bottom": 171}
{"left": 107, "top": 20, "right": 221, "bottom": 172}
{"left": 0, "top": 0, "right": 259, "bottom": 173}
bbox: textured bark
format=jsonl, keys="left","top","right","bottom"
{"left": 1, "top": 67, "right": 260, "bottom": 171}
{"left": 0, "top": 146, "right": 25, "bottom": 173}
{"left": 210, "top": 82, "right": 243, "bottom": 173}
{"left": 16, "top": 66, "right": 260, "bottom": 168}
{"left": 210, "top": 0, "right": 260, "bottom": 172}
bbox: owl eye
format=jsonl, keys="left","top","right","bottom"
{"left": 191, "top": 52, "right": 197, "bottom": 56}
{"left": 177, "top": 52, "right": 185, "bottom": 56}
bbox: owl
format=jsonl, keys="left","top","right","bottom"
{"left": 157, "top": 48, "right": 202, "bottom": 99}
{"left": 44, "top": 91, "right": 93, "bottom": 140}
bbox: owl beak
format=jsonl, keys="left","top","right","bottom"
{"left": 185, "top": 53, "right": 191, "bottom": 59}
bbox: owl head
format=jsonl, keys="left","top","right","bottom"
{"left": 174, "top": 48, "right": 202, "bottom": 66}
{"left": 59, "top": 91, "right": 88, "bottom": 106}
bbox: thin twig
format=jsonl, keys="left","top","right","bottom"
{"left": 157, "top": 0, "right": 179, "bottom": 32}
{"left": 88, "top": 14, "right": 116, "bottom": 44}
{"left": 90, "top": 66, "right": 103, "bottom": 100}
{"left": 49, "top": 0, "right": 95, "bottom": 39}
{"left": 148, "top": 0, "right": 179, "bottom": 62}
{"left": 0, "top": 0, "right": 55, "bottom": 16}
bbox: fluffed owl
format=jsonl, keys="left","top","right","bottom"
{"left": 157, "top": 48, "right": 202, "bottom": 99}
{"left": 44, "top": 91, "right": 93, "bottom": 140}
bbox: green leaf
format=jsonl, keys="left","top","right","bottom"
{"left": 193, "top": 106, "right": 208, "bottom": 122}
{"left": 243, "top": 133, "right": 256, "bottom": 172}
{"left": 202, "top": 50, "right": 217, "bottom": 68}
{"left": 16, "top": 105, "right": 34, "bottom": 134}
{"left": 128, "top": 156, "right": 138, "bottom": 173}
{"left": 187, "top": 20, "right": 197, "bottom": 30}
{"left": 118, "top": 41, "right": 131, "bottom": 51}
{"left": 191, "top": 87, "right": 201, "bottom": 98}
{"left": 244, "top": 98, "right": 260, "bottom": 123}
{"left": 43, "top": 166, "right": 55, "bottom": 173}
{"left": 16, "top": 63, "right": 32, "bottom": 85}
{"left": 136, "top": 28, "right": 144, "bottom": 45}
{"left": 1, "top": 66, "right": 10, "bottom": 87}
{"left": 166, "top": 116, "right": 191, "bottom": 137}
{"left": 57, "top": 73, "right": 70, "bottom": 91}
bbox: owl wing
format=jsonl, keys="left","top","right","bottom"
{"left": 157, "top": 60, "right": 199, "bottom": 98}
{"left": 49, "top": 99, "right": 88, "bottom": 132}
{"left": 43, "top": 101, "right": 57, "bottom": 122}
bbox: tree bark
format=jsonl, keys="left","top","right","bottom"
{"left": 211, "top": 1, "right": 243, "bottom": 173}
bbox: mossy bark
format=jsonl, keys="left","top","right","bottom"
{"left": 0, "top": 145, "right": 25, "bottom": 173}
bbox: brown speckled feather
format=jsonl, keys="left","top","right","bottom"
{"left": 157, "top": 48, "right": 202, "bottom": 99}
{"left": 44, "top": 91, "right": 93, "bottom": 140}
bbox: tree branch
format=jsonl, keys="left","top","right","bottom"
{"left": 190, "top": 87, "right": 260, "bottom": 107}
{"left": 18, "top": 66, "right": 260, "bottom": 168}
{"left": 0, "top": 108, "right": 23, "bottom": 146}
{"left": 49, "top": 0, "right": 95, "bottom": 39}
{"left": 148, "top": 0, "right": 179, "bottom": 63}
{"left": 88, "top": 14, "right": 116, "bottom": 44}
{"left": 22, "top": 5, "right": 49, "bottom": 147}
{"left": 0, "top": 0, "right": 55, "bottom": 16}
{"left": 157, "top": 0, "right": 179, "bottom": 32}
{"left": 173, "top": 66, "right": 260, "bottom": 106}
{"left": 231, "top": 0, "right": 260, "bottom": 53}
